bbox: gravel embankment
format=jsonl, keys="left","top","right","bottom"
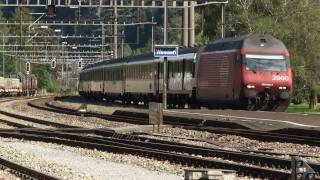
{"left": 54, "top": 98, "right": 320, "bottom": 163}
{"left": 141, "top": 128, "right": 320, "bottom": 163}
{"left": 0, "top": 169, "right": 20, "bottom": 180}
{"left": 0, "top": 122, "right": 15, "bottom": 129}
{"left": 2, "top": 100, "right": 134, "bottom": 129}
{"left": 0, "top": 113, "right": 51, "bottom": 128}
{"left": 0, "top": 137, "right": 182, "bottom": 180}
{"left": 52, "top": 100, "right": 130, "bottom": 115}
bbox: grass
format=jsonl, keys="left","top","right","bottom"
{"left": 286, "top": 103, "right": 320, "bottom": 115}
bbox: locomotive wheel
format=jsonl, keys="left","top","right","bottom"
{"left": 246, "top": 99, "right": 258, "bottom": 111}
{"left": 271, "top": 100, "right": 290, "bottom": 112}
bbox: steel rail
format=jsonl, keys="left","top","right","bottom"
{"left": 0, "top": 157, "right": 58, "bottom": 180}
{"left": 4, "top": 128, "right": 320, "bottom": 175}
{"left": 0, "top": 118, "right": 31, "bottom": 128}
{"left": 0, "top": 130, "right": 290, "bottom": 179}
{"left": 35, "top": 99, "right": 320, "bottom": 146}
{"left": 0, "top": 109, "right": 79, "bottom": 128}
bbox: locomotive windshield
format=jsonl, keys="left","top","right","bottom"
{"left": 244, "top": 54, "right": 288, "bottom": 72}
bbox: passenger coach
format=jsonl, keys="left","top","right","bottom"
{"left": 79, "top": 34, "right": 293, "bottom": 111}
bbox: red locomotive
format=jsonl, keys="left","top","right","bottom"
{"left": 197, "top": 34, "right": 292, "bottom": 111}
{"left": 79, "top": 34, "right": 293, "bottom": 111}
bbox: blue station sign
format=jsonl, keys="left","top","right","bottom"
{"left": 154, "top": 45, "right": 179, "bottom": 57}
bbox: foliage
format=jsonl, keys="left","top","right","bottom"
{"left": 0, "top": 7, "right": 59, "bottom": 92}
{"left": 287, "top": 103, "right": 320, "bottom": 114}
{"left": 32, "top": 64, "right": 59, "bottom": 93}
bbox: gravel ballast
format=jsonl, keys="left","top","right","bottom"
{"left": 143, "top": 128, "right": 320, "bottom": 163}
{"left": 1, "top": 97, "right": 318, "bottom": 179}
{"left": 0, "top": 137, "right": 182, "bottom": 180}
{"left": 2, "top": 99, "right": 134, "bottom": 129}
{"left": 54, "top": 98, "right": 320, "bottom": 163}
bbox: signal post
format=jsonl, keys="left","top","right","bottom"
{"left": 26, "top": 62, "right": 30, "bottom": 97}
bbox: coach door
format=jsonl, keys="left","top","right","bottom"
{"left": 168, "top": 60, "right": 183, "bottom": 91}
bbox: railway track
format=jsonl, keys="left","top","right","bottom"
{"left": 0, "top": 96, "right": 319, "bottom": 178}
{"left": 133, "top": 132, "right": 320, "bottom": 158}
{"left": 28, "top": 97, "right": 320, "bottom": 147}
{"left": 0, "top": 156, "right": 58, "bottom": 180}
{"left": 0, "top": 97, "right": 79, "bottom": 129}
{"left": 0, "top": 127, "right": 305, "bottom": 179}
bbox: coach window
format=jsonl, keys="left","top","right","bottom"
{"left": 114, "top": 69, "right": 117, "bottom": 80}
{"left": 136, "top": 65, "right": 139, "bottom": 79}
{"left": 113, "top": 69, "right": 117, "bottom": 80}
{"left": 142, "top": 65, "right": 144, "bottom": 79}
{"left": 116, "top": 69, "right": 119, "bottom": 80}
{"left": 107, "top": 70, "right": 110, "bottom": 81}
{"left": 139, "top": 65, "right": 141, "bottom": 79}
{"left": 143, "top": 65, "right": 146, "bottom": 79}
{"left": 170, "top": 62, "right": 174, "bottom": 78}
{"left": 147, "top": 64, "right": 151, "bottom": 78}
{"left": 173, "top": 61, "right": 178, "bottom": 77}
{"left": 138, "top": 65, "right": 141, "bottom": 79}
{"left": 112, "top": 69, "right": 115, "bottom": 81}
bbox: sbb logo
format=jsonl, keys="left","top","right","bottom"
{"left": 272, "top": 75, "right": 289, "bottom": 81}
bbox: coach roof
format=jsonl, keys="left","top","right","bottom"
{"left": 83, "top": 47, "right": 199, "bottom": 70}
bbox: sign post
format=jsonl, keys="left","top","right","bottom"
{"left": 149, "top": 102, "right": 163, "bottom": 132}
{"left": 154, "top": 45, "right": 178, "bottom": 110}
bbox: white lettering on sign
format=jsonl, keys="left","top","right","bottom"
{"left": 272, "top": 75, "right": 289, "bottom": 81}
{"left": 154, "top": 45, "right": 179, "bottom": 57}
{"left": 155, "top": 49, "right": 177, "bottom": 56}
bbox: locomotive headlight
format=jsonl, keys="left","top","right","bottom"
{"left": 246, "top": 85, "right": 255, "bottom": 89}
{"left": 279, "top": 86, "right": 287, "bottom": 90}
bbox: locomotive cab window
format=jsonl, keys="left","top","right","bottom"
{"left": 244, "top": 54, "right": 287, "bottom": 72}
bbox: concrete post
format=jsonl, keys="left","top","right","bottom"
{"left": 189, "top": 1, "right": 195, "bottom": 47}
{"left": 151, "top": 16, "right": 154, "bottom": 51}
{"left": 2, "top": 34, "right": 4, "bottom": 77}
{"left": 163, "top": 0, "right": 168, "bottom": 109}
{"left": 101, "top": 24, "right": 105, "bottom": 61}
{"left": 113, "top": 0, "right": 118, "bottom": 59}
{"left": 183, "top": 1, "right": 189, "bottom": 47}
{"left": 221, "top": 3, "right": 225, "bottom": 38}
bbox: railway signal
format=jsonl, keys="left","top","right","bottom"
{"left": 78, "top": 58, "right": 83, "bottom": 68}
{"left": 26, "top": 62, "right": 31, "bottom": 75}
{"left": 51, "top": 58, "right": 56, "bottom": 69}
